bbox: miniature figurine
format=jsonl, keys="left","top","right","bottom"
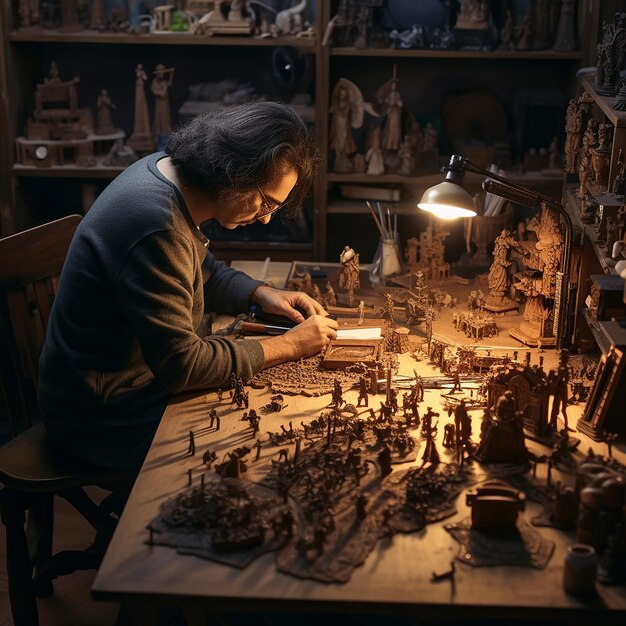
{"left": 338, "top": 245, "right": 360, "bottom": 306}
{"left": 129, "top": 63, "right": 154, "bottom": 153}
{"left": 365, "top": 126, "right": 385, "bottom": 176}
{"left": 548, "top": 349, "right": 571, "bottom": 432}
{"left": 151, "top": 64, "right": 175, "bottom": 137}
{"left": 484, "top": 229, "right": 518, "bottom": 312}
{"left": 324, "top": 281, "right": 337, "bottom": 307}
{"left": 357, "top": 375, "right": 368, "bottom": 407}
{"left": 564, "top": 99, "right": 582, "bottom": 174}
{"left": 202, "top": 448, "right": 217, "bottom": 468}
{"left": 498, "top": 8, "right": 514, "bottom": 50}
{"left": 380, "top": 77, "right": 404, "bottom": 152}
{"left": 329, "top": 79, "right": 363, "bottom": 173}
{"left": 187, "top": 430, "right": 196, "bottom": 456}
{"left": 397, "top": 134, "right": 415, "bottom": 177}
{"left": 96, "top": 89, "right": 118, "bottom": 135}
{"left": 357, "top": 300, "right": 365, "bottom": 325}
{"left": 422, "top": 122, "right": 438, "bottom": 152}
{"left": 101, "top": 139, "right": 138, "bottom": 167}
{"left": 553, "top": 0, "right": 578, "bottom": 52}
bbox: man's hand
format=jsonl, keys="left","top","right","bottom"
{"left": 261, "top": 315, "right": 338, "bottom": 368}
{"left": 250, "top": 285, "right": 326, "bottom": 323}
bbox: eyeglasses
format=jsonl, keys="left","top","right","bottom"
{"left": 257, "top": 187, "right": 287, "bottom": 219}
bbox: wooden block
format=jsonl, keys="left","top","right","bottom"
{"left": 322, "top": 339, "right": 383, "bottom": 370}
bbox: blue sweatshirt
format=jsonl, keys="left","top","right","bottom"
{"left": 39, "top": 153, "right": 265, "bottom": 470}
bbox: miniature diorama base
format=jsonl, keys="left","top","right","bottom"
{"left": 129, "top": 263, "right": 626, "bottom": 595}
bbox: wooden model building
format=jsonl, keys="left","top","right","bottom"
{"left": 15, "top": 62, "right": 124, "bottom": 168}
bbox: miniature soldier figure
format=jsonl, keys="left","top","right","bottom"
{"left": 331, "top": 378, "right": 344, "bottom": 408}
{"left": 421, "top": 419, "right": 440, "bottom": 467}
{"left": 248, "top": 409, "right": 260, "bottom": 437}
{"left": 254, "top": 438, "right": 262, "bottom": 460}
{"left": 357, "top": 375, "right": 369, "bottom": 407}
{"left": 549, "top": 349, "right": 571, "bottom": 431}
{"left": 208, "top": 407, "right": 218, "bottom": 428}
{"left": 378, "top": 443, "right": 393, "bottom": 477}
{"left": 356, "top": 493, "right": 368, "bottom": 520}
{"left": 454, "top": 399, "right": 471, "bottom": 465}
{"left": 451, "top": 368, "right": 462, "bottom": 393}
{"left": 202, "top": 448, "right": 217, "bottom": 468}
{"left": 187, "top": 430, "right": 195, "bottom": 456}
{"left": 412, "top": 375, "right": 424, "bottom": 402}
{"left": 421, "top": 407, "right": 439, "bottom": 437}
{"left": 442, "top": 422, "right": 455, "bottom": 449}
{"left": 378, "top": 401, "right": 393, "bottom": 424}
{"left": 388, "top": 387, "right": 399, "bottom": 415}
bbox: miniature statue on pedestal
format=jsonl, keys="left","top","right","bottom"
{"left": 151, "top": 64, "right": 175, "bottom": 138}
{"left": 329, "top": 79, "right": 364, "bottom": 174}
{"left": 483, "top": 229, "right": 519, "bottom": 313}
{"left": 129, "top": 64, "right": 155, "bottom": 153}
{"left": 595, "top": 12, "right": 626, "bottom": 95}
{"left": 96, "top": 89, "right": 118, "bottom": 135}
{"left": 510, "top": 205, "right": 563, "bottom": 346}
{"left": 365, "top": 126, "right": 385, "bottom": 176}
{"left": 18, "top": 0, "right": 40, "bottom": 29}
{"left": 378, "top": 75, "right": 404, "bottom": 152}
{"left": 474, "top": 390, "right": 529, "bottom": 465}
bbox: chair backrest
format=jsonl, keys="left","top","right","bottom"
{"left": 0, "top": 215, "right": 82, "bottom": 438}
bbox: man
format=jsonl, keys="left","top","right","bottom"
{"left": 39, "top": 102, "right": 337, "bottom": 470}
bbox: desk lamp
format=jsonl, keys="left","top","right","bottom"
{"left": 418, "top": 155, "right": 573, "bottom": 350}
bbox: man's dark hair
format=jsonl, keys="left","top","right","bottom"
{"left": 165, "top": 101, "right": 318, "bottom": 217}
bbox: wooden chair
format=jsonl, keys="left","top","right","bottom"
{"left": 0, "top": 215, "right": 135, "bottom": 626}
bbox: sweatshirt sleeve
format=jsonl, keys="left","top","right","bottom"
{"left": 114, "top": 230, "right": 264, "bottom": 394}
{"left": 202, "top": 249, "right": 265, "bottom": 315}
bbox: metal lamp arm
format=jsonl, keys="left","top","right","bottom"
{"left": 458, "top": 156, "right": 560, "bottom": 209}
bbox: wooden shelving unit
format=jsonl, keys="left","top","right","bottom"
{"left": 0, "top": 0, "right": 605, "bottom": 262}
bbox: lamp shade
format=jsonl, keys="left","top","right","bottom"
{"left": 417, "top": 181, "right": 477, "bottom": 219}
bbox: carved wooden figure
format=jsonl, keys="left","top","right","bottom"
{"left": 151, "top": 64, "right": 175, "bottom": 136}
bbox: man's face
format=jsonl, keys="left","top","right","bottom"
{"left": 213, "top": 168, "right": 298, "bottom": 230}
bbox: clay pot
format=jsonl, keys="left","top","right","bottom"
{"left": 600, "top": 477, "right": 625, "bottom": 510}
{"left": 563, "top": 544, "right": 597, "bottom": 595}
{"left": 580, "top": 486, "right": 604, "bottom": 509}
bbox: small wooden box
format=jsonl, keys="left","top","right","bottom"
{"left": 588, "top": 274, "right": 626, "bottom": 321}
{"left": 322, "top": 339, "right": 384, "bottom": 370}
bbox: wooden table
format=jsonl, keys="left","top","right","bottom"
{"left": 92, "top": 342, "right": 626, "bottom": 622}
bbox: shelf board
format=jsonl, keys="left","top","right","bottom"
{"left": 563, "top": 185, "right": 618, "bottom": 275}
{"left": 581, "top": 75, "right": 626, "bottom": 128}
{"left": 13, "top": 164, "right": 124, "bottom": 179}
{"left": 330, "top": 47, "right": 583, "bottom": 60}
{"left": 326, "top": 173, "right": 441, "bottom": 185}
{"left": 9, "top": 30, "right": 315, "bottom": 49}
{"left": 327, "top": 199, "right": 419, "bottom": 215}
{"left": 209, "top": 241, "right": 313, "bottom": 250}
{"left": 326, "top": 170, "right": 565, "bottom": 188}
